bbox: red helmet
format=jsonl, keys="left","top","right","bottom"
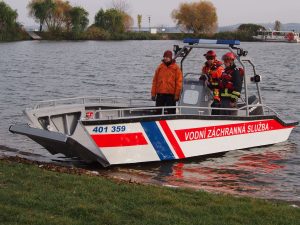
{"left": 222, "top": 52, "right": 236, "bottom": 61}
{"left": 204, "top": 50, "right": 216, "bottom": 58}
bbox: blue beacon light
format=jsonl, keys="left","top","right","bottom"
{"left": 183, "top": 38, "right": 240, "bottom": 45}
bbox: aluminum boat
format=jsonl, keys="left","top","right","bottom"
{"left": 9, "top": 39, "right": 298, "bottom": 167}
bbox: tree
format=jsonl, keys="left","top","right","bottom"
{"left": 171, "top": 1, "right": 218, "bottom": 34}
{"left": 137, "top": 14, "right": 142, "bottom": 31}
{"left": 0, "top": 1, "right": 18, "bottom": 31}
{"left": 46, "top": 0, "right": 71, "bottom": 32}
{"left": 94, "top": 9, "right": 105, "bottom": 28}
{"left": 68, "top": 6, "right": 89, "bottom": 34}
{"left": 111, "top": 0, "right": 130, "bottom": 13}
{"left": 110, "top": 0, "right": 133, "bottom": 31}
{"left": 0, "top": 1, "right": 24, "bottom": 41}
{"left": 274, "top": 20, "right": 281, "bottom": 31}
{"left": 28, "top": 0, "right": 72, "bottom": 32}
{"left": 123, "top": 13, "right": 133, "bottom": 31}
{"left": 28, "top": 0, "right": 54, "bottom": 32}
{"left": 237, "top": 23, "right": 266, "bottom": 36}
{"left": 94, "top": 8, "right": 125, "bottom": 33}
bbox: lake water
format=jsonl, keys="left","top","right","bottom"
{"left": 0, "top": 40, "right": 299, "bottom": 203}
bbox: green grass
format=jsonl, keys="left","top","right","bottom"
{"left": 0, "top": 160, "right": 299, "bottom": 225}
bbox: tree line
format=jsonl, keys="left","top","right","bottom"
{"left": 27, "top": 0, "right": 89, "bottom": 39}
{"left": 0, "top": 1, "right": 28, "bottom": 41}
{"left": 1, "top": 0, "right": 273, "bottom": 42}
{"left": 27, "top": 0, "right": 137, "bottom": 40}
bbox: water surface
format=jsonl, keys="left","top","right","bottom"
{"left": 0, "top": 40, "right": 299, "bottom": 203}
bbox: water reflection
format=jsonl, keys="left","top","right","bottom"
{"left": 99, "top": 141, "right": 299, "bottom": 202}
{"left": 1, "top": 139, "right": 298, "bottom": 202}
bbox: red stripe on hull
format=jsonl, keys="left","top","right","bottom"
{"left": 159, "top": 120, "right": 186, "bottom": 159}
{"left": 175, "top": 119, "right": 293, "bottom": 142}
{"left": 91, "top": 133, "right": 148, "bottom": 147}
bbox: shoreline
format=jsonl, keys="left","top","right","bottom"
{"left": 1, "top": 157, "right": 299, "bottom": 225}
{"left": 0, "top": 31, "right": 257, "bottom": 42}
{"left": 1, "top": 154, "right": 299, "bottom": 208}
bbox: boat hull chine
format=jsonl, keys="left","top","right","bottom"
{"left": 9, "top": 115, "right": 297, "bottom": 166}
{"left": 9, "top": 124, "right": 110, "bottom": 166}
{"left": 82, "top": 116, "right": 297, "bottom": 165}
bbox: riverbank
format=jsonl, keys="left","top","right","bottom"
{"left": 0, "top": 30, "right": 255, "bottom": 42}
{"left": 37, "top": 30, "right": 255, "bottom": 41}
{"left": 0, "top": 28, "right": 30, "bottom": 42}
{"left": 1, "top": 157, "right": 299, "bottom": 225}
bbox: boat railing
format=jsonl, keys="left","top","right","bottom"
{"left": 31, "top": 96, "right": 150, "bottom": 110}
{"left": 238, "top": 104, "right": 279, "bottom": 117}
{"left": 87, "top": 103, "right": 277, "bottom": 121}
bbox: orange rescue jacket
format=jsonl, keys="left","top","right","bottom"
{"left": 202, "top": 60, "right": 223, "bottom": 102}
{"left": 151, "top": 61, "right": 183, "bottom": 100}
{"left": 202, "top": 60, "right": 223, "bottom": 79}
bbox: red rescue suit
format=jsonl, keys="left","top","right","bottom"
{"left": 219, "top": 64, "right": 243, "bottom": 100}
{"left": 219, "top": 64, "right": 243, "bottom": 115}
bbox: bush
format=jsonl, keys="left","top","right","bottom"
{"left": 110, "top": 32, "right": 161, "bottom": 40}
{"left": 84, "top": 26, "right": 110, "bottom": 40}
{"left": 0, "top": 25, "right": 30, "bottom": 42}
{"left": 38, "top": 31, "right": 67, "bottom": 40}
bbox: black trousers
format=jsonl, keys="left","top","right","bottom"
{"left": 211, "top": 100, "right": 221, "bottom": 115}
{"left": 155, "top": 94, "right": 176, "bottom": 114}
{"left": 220, "top": 97, "right": 237, "bottom": 115}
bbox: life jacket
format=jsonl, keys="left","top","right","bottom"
{"left": 285, "top": 32, "right": 295, "bottom": 41}
{"left": 238, "top": 67, "right": 245, "bottom": 77}
{"left": 202, "top": 60, "right": 223, "bottom": 79}
{"left": 223, "top": 67, "right": 244, "bottom": 79}
{"left": 202, "top": 60, "right": 223, "bottom": 102}
{"left": 219, "top": 65, "right": 243, "bottom": 100}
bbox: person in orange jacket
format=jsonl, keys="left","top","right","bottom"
{"left": 151, "top": 50, "right": 183, "bottom": 114}
{"left": 200, "top": 50, "right": 224, "bottom": 115}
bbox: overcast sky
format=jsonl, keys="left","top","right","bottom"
{"left": 4, "top": 0, "right": 300, "bottom": 27}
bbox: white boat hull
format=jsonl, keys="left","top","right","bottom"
{"left": 83, "top": 118, "right": 295, "bottom": 165}
{"left": 253, "top": 30, "right": 300, "bottom": 43}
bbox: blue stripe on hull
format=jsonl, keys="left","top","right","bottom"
{"left": 141, "top": 121, "right": 175, "bottom": 160}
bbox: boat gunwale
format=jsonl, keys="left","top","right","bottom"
{"left": 30, "top": 96, "right": 149, "bottom": 110}
{"left": 81, "top": 114, "right": 298, "bottom": 127}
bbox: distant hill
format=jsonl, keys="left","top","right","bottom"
{"left": 218, "top": 23, "right": 300, "bottom": 32}
{"left": 218, "top": 24, "right": 240, "bottom": 32}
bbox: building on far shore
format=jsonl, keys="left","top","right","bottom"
{"left": 130, "top": 26, "right": 183, "bottom": 33}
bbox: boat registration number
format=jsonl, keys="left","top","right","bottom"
{"left": 92, "top": 126, "right": 126, "bottom": 133}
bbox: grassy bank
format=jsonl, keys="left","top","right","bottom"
{"left": 0, "top": 159, "right": 299, "bottom": 225}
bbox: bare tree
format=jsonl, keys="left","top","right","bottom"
{"left": 111, "top": 0, "right": 130, "bottom": 13}
{"left": 274, "top": 20, "right": 281, "bottom": 31}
